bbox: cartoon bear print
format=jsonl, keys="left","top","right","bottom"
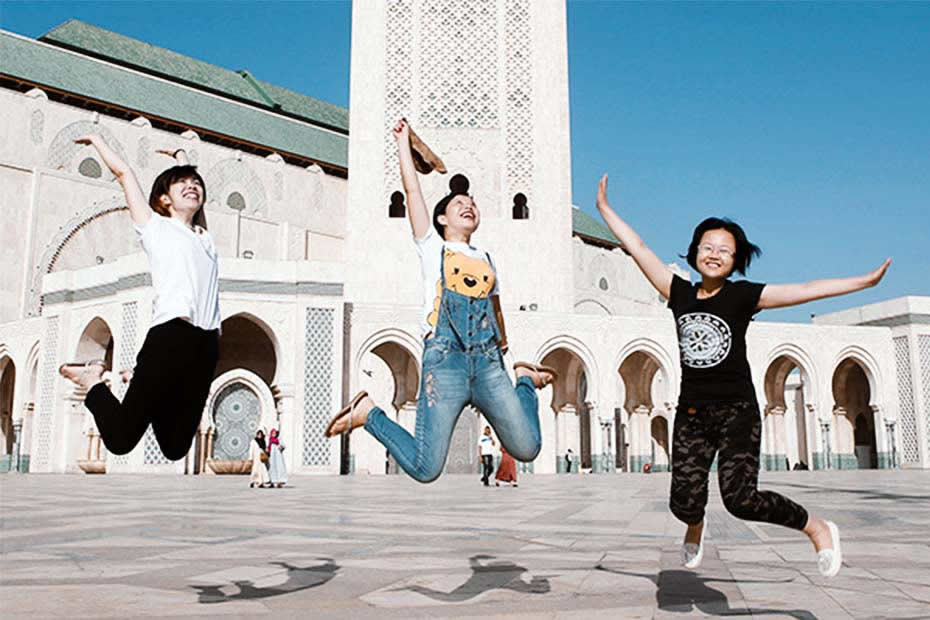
{"left": 427, "top": 249, "right": 496, "bottom": 327}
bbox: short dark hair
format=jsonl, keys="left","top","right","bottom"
{"left": 148, "top": 165, "right": 208, "bottom": 229}
{"left": 684, "top": 217, "right": 761, "bottom": 276}
{"left": 432, "top": 173, "right": 470, "bottom": 238}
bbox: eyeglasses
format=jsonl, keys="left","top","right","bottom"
{"left": 697, "top": 244, "right": 734, "bottom": 258}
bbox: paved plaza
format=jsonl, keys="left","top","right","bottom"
{"left": 1, "top": 470, "right": 928, "bottom": 619}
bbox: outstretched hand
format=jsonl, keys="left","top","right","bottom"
{"left": 392, "top": 118, "right": 410, "bottom": 143}
{"left": 864, "top": 258, "right": 892, "bottom": 288}
{"left": 596, "top": 174, "right": 611, "bottom": 213}
{"left": 155, "top": 148, "right": 190, "bottom": 165}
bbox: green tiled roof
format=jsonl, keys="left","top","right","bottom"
{"left": 40, "top": 20, "right": 348, "bottom": 131}
{"left": 572, "top": 207, "right": 621, "bottom": 247}
{"left": 1, "top": 30, "right": 347, "bottom": 168}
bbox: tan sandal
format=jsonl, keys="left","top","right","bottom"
{"left": 324, "top": 390, "right": 369, "bottom": 437}
{"left": 407, "top": 122, "right": 447, "bottom": 174}
{"left": 513, "top": 362, "right": 558, "bottom": 388}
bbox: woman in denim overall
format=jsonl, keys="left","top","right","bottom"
{"left": 325, "top": 119, "right": 556, "bottom": 483}
{"left": 594, "top": 173, "right": 890, "bottom": 578}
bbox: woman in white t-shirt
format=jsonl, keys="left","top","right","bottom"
{"left": 59, "top": 134, "right": 220, "bottom": 461}
{"left": 324, "top": 119, "right": 556, "bottom": 483}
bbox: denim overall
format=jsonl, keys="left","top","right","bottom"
{"left": 364, "top": 248, "right": 542, "bottom": 482}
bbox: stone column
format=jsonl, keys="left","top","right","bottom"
{"left": 11, "top": 419, "right": 22, "bottom": 473}
{"left": 629, "top": 405, "right": 651, "bottom": 473}
{"left": 764, "top": 406, "right": 787, "bottom": 471}
{"left": 832, "top": 406, "right": 854, "bottom": 469}
{"left": 273, "top": 383, "right": 296, "bottom": 471}
{"left": 558, "top": 404, "right": 578, "bottom": 473}
{"left": 586, "top": 401, "right": 606, "bottom": 473}
{"left": 62, "top": 389, "right": 87, "bottom": 473}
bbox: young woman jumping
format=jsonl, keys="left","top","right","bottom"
{"left": 324, "top": 119, "right": 556, "bottom": 483}
{"left": 59, "top": 135, "right": 220, "bottom": 461}
{"left": 595, "top": 174, "right": 890, "bottom": 577}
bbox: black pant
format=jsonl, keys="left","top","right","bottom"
{"left": 669, "top": 401, "right": 808, "bottom": 531}
{"left": 85, "top": 318, "right": 219, "bottom": 461}
{"left": 481, "top": 455, "right": 494, "bottom": 485}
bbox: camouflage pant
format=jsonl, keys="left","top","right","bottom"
{"left": 669, "top": 401, "right": 808, "bottom": 531}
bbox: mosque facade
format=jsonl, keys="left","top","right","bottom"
{"left": 1, "top": 2, "right": 927, "bottom": 478}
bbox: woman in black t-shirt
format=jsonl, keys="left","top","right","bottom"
{"left": 594, "top": 174, "right": 890, "bottom": 578}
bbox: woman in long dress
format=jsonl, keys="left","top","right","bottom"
{"left": 495, "top": 445, "right": 518, "bottom": 487}
{"left": 267, "top": 428, "right": 287, "bottom": 488}
{"left": 249, "top": 430, "right": 270, "bottom": 488}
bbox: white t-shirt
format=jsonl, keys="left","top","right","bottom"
{"left": 134, "top": 214, "right": 221, "bottom": 331}
{"left": 479, "top": 434, "right": 495, "bottom": 456}
{"left": 414, "top": 228, "right": 499, "bottom": 338}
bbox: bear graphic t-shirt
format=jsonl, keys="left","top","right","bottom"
{"left": 414, "top": 228, "right": 499, "bottom": 338}
{"left": 667, "top": 274, "right": 766, "bottom": 405}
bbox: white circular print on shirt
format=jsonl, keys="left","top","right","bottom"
{"left": 677, "top": 312, "right": 732, "bottom": 368}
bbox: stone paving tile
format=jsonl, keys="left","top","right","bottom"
{"left": 1, "top": 470, "right": 929, "bottom": 619}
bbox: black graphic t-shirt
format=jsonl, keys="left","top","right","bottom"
{"left": 667, "top": 275, "right": 766, "bottom": 405}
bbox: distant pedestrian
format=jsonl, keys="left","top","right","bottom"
{"left": 267, "top": 428, "right": 287, "bottom": 488}
{"left": 479, "top": 426, "right": 495, "bottom": 486}
{"left": 495, "top": 445, "right": 517, "bottom": 487}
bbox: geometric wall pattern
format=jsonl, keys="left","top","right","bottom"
{"left": 418, "top": 0, "right": 500, "bottom": 129}
{"left": 302, "top": 307, "right": 334, "bottom": 466}
{"left": 212, "top": 382, "right": 260, "bottom": 461}
{"left": 110, "top": 301, "right": 138, "bottom": 466}
{"left": 919, "top": 335, "right": 930, "bottom": 460}
{"left": 383, "top": 0, "right": 413, "bottom": 202}
{"left": 142, "top": 426, "right": 170, "bottom": 465}
{"left": 504, "top": 0, "right": 534, "bottom": 204}
{"left": 32, "top": 316, "right": 59, "bottom": 472}
{"left": 893, "top": 336, "right": 918, "bottom": 464}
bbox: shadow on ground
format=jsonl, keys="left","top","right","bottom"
{"left": 596, "top": 563, "right": 816, "bottom": 620}
{"left": 393, "top": 554, "right": 553, "bottom": 602}
{"left": 191, "top": 558, "right": 339, "bottom": 603}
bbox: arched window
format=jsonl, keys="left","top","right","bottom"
{"left": 512, "top": 192, "right": 529, "bottom": 220}
{"left": 389, "top": 191, "right": 405, "bottom": 218}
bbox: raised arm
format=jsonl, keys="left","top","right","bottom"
{"left": 757, "top": 258, "right": 891, "bottom": 310}
{"left": 74, "top": 134, "right": 151, "bottom": 226}
{"left": 596, "top": 174, "right": 674, "bottom": 299}
{"left": 393, "top": 119, "right": 431, "bottom": 239}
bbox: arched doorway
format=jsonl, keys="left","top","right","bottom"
{"left": 215, "top": 314, "right": 278, "bottom": 385}
{"left": 618, "top": 349, "right": 671, "bottom": 473}
{"left": 763, "top": 353, "right": 815, "bottom": 471}
{"left": 832, "top": 358, "right": 876, "bottom": 470}
{"left": 355, "top": 339, "right": 423, "bottom": 475}
{"left": 0, "top": 356, "right": 16, "bottom": 465}
{"left": 540, "top": 347, "right": 591, "bottom": 473}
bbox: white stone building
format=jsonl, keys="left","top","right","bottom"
{"left": 1, "top": 2, "right": 926, "bottom": 477}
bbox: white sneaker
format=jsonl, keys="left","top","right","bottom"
{"left": 817, "top": 520, "right": 842, "bottom": 577}
{"left": 681, "top": 525, "right": 705, "bottom": 569}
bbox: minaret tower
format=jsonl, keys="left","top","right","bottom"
{"left": 345, "top": 0, "right": 574, "bottom": 313}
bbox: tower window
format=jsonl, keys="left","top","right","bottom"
{"left": 227, "top": 192, "right": 246, "bottom": 211}
{"left": 78, "top": 157, "right": 102, "bottom": 178}
{"left": 389, "top": 191, "right": 405, "bottom": 218}
{"left": 512, "top": 193, "right": 529, "bottom": 220}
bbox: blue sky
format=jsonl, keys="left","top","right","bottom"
{"left": 2, "top": 1, "right": 927, "bottom": 323}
